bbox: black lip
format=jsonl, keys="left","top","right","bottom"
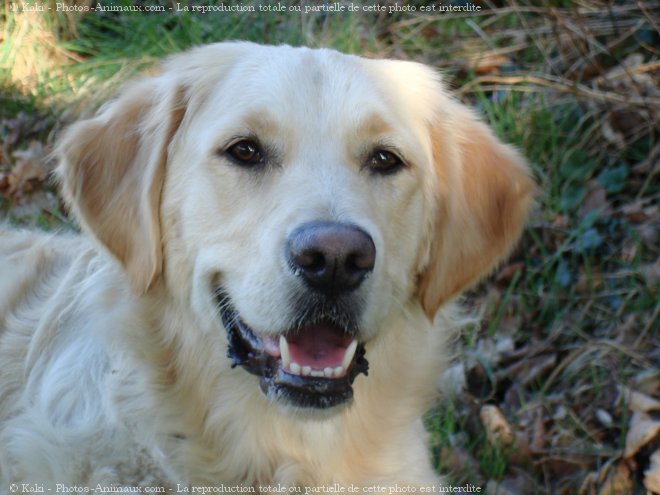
{"left": 216, "top": 289, "right": 369, "bottom": 409}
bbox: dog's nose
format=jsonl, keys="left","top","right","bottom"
{"left": 287, "top": 221, "right": 376, "bottom": 296}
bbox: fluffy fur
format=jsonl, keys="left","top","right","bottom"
{"left": 0, "top": 42, "right": 534, "bottom": 490}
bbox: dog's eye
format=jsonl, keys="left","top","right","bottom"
{"left": 369, "top": 149, "right": 404, "bottom": 175}
{"left": 226, "top": 140, "right": 264, "bottom": 166}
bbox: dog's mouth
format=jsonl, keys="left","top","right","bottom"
{"left": 216, "top": 291, "right": 369, "bottom": 409}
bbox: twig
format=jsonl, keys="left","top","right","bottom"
{"left": 637, "top": 0, "right": 660, "bottom": 33}
{"left": 458, "top": 74, "right": 660, "bottom": 106}
{"left": 597, "top": 57, "right": 660, "bottom": 105}
{"left": 634, "top": 303, "right": 659, "bottom": 349}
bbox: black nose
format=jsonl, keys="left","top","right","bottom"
{"left": 286, "top": 221, "right": 376, "bottom": 297}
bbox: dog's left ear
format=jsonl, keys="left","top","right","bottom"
{"left": 57, "top": 77, "right": 186, "bottom": 294}
{"left": 419, "top": 102, "right": 535, "bottom": 317}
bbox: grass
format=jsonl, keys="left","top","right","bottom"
{"left": 1, "top": 2, "right": 658, "bottom": 494}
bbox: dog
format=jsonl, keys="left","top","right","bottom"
{"left": 0, "top": 42, "right": 534, "bottom": 490}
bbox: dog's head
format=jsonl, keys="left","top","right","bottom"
{"left": 57, "top": 42, "right": 534, "bottom": 412}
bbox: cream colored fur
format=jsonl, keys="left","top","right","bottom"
{"left": 0, "top": 42, "right": 534, "bottom": 491}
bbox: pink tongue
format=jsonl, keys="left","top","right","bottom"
{"left": 287, "top": 323, "right": 352, "bottom": 370}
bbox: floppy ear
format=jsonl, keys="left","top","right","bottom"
{"left": 419, "top": 102, "right": 535, "bottom": 317}
{"left": 57, "top": 77, "right": 186, "bottom": 293}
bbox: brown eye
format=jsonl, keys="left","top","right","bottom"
{"left": 369, "top": 149, "right": 404, "bottom": 175}
{"left": 226, "top": 140, "right": 264, "bottom": 166}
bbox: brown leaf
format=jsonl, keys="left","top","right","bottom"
{"left": 0, "top": 173, "right": 9, "bottom": 192}
{"left": 624, "top": 411, "right": 660, "bottom": 458}
{"left": 420, "top": 25, "right": 438, "bottom": 40}
{"left": 597, "top": 462, "right": 633, "bottom": 495}
{"left": 529, "top": 407, "right": 546, "bottom": 453}
{"left": 620, "top": 386, "right": 660, "bottom": 413}
{"left": 579, "top": 180, "right": 611, "bottom": 219}
{"left": 495, "top": 261, "right": 525, "bottom": 285}
{"left": 576, "top": 269, "right": 605, "bottom": 294}
{"left": 632, "top": 370, "right": 660, "bottom": 397}
{"left": 8, "top": 141, "right": 50, "bottom": 196}
{"left": 472, "top": 53, "right": 511, "bottom": 75}
{"left": 645, "top": 449, "right": 660, "bottom": 493}
{"left": 620, "top": 202, "right": 649, "bottom": 223}
{"left": 481, "top": 405, "right": 514, "bottom": 447}
{"left": 601, "top": 119, "right": 626, "bottom": 149}
{"left": 551, "top": 214, "right": 571, "bottom": 229}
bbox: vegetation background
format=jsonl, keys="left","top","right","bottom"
{"left": 1, "top": 1, "right": 658, "bottom": 493}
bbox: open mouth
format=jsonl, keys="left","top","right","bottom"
{"left": 217, "top": 290, "right": 369, "bottom": 409}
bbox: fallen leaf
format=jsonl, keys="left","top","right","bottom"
{"left": 8, "top": 141, "right": 50, "bottom": 196}
{"left": 481, "top": 405, "right": 514, "bottom": 447}
{"left": 0, "top": 173, "right": 9, "bottom": 191}
{"left": 620, "top": 386, "right": 660, "bottom": 413}
{"left": 495, "top": 261, "right": 525, "bottom": 284}
{"left": 419, "top": 24, "right": 438, "bottom": 40}
{"left": 624, "top": 411, "right": 660, "bottom": 458}
{"left": 632, "top": 370, "right": 660, "bottom": 397}
{"left": 437, "top": 362, "right": 466, "bottom": 396}
{"left": 597, "top": 462, "right": 633, "bottom": 495}
{"left": 576, "top": 268, "right": 605, "bottom": 293}
{"left": 620, "top": 202, "right": 649, "bottom": 223}
{"left": 645, "top": 449, "right": 660, "bottom": 493}
{"left": 469, "top": 335, "right": 516, "bottom": 371}
{"left": 471, "top": 53, "right": 511, "bottom": 75}
{"left": 579, "top": 180, "right": 611, "bottom": 218}
{"left": 601, "top": 119, "right": 626, "bottom": 149}
{"left": 551, "top": 214, "right": 571, "bottom": 229}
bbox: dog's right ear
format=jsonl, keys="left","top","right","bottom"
{"left": 57, "top": 76, "right": 187, "bottom": 294}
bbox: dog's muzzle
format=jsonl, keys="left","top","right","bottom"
{"left": 218, "top": 293, "right": 369, "bottom": 409}
{"left": 218, "top": 221, "right": 374, "bottom": 409}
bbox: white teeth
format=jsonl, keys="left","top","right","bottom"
{"left": 341, "top": 340, "right": 358, "bottom": 370}
{"left": 279, "top": 336, "right": 291, "bottom": 368}
{"left": 281, "top": 340, "right": 358, "bottom": 379}
{"left": 286, "top": 362, "right": 345, "bottom": 378}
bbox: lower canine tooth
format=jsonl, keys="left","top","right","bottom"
{"left": 324, "top": 367, "right": 334, "bottom": 378}
{"left": 289, "top": 362, "right": 301, "bottom": 375}
{"left": 279, "top": 336, "right": 291, "bottom": 368}
{"left": 302, "top": 366, "right": 312, "bottom": 376}
{"left": 334, "top": 366, "right": 344, "bottom": 377}
{"left": 341, "top": 340, "right": 358, "bottom": 370}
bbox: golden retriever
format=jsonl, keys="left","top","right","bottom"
{"left": 0, "top": 42, "right": 534, "bottom": 490}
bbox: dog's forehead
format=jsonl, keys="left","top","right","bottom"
{"left": 190, "top": 44, "right": 440, "bottom": 134}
